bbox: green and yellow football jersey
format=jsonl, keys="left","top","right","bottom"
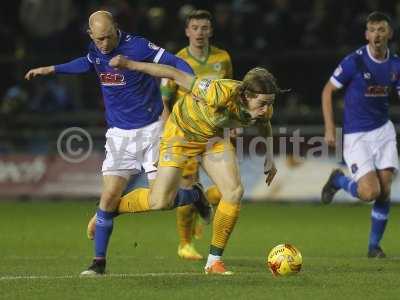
{"left": 170, "top": 78, "right": 261, "bottom": 142}
{"left": 161, "top": 45, "right": 233, "bottom": 104}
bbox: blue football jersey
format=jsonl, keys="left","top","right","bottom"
{"left": 87, "top": 31, "right": 166, "bottom": 129}
{"left": 330, "top": 45, "right": 400, "bottom": 134}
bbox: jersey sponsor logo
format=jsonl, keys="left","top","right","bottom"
{"left": 99, "top": 72, "right": 126, "bottom": 86}
{"left": 334, "top": 65, "right": 343, "bottom": 77}
{"left": 148, "top": 42, "right": 160, "bottom": 50}
{"left": 198, "top": 79, "right": 212, "bottom": 93}
{"left": 365, "top": 85, "right": 389, "bottom": 97}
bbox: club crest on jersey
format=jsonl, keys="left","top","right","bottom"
{"left": 351, "top": 164, "right": 358, "bottom": 174}
{"left": 148, "top": 42, "right": 160, "bottom": 50}
{"left": 198, "top": 79, "right": 212, "bottom": 93}
{"left": 99, "top": 72, "right": 126, "bottom": 86}
{"left": 213, "top": 63, "right": 222, "bottom": 72}
{"left": 95, "top": 58, "right": 101, "bottom": 65}
{"left": 163, "top": 153, "right": 172, "bottom": 161}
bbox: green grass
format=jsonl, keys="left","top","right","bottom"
{"left": 0, "top": 201, "right": 400, "bottom": 299}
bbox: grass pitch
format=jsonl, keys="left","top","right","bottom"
{"left": 0, "top": 201, "right": 399, "bottom": 299}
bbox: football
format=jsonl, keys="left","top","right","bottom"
{"left": 267, "top": 244, "right": 302, "bottom": 276}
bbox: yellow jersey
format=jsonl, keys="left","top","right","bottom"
{"left": 160, "top": 45, "right": 233, "bottom": 105}
{"left": 171, "top": 78, "right": 267, "bottom": 142}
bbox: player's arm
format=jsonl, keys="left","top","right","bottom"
{"left": 257, "top": 119, "right": 277, "bottom": 186}
{"left": 24, "top": 65, "right": 55, "bottom": 80}
{"left": 158, "top": 51, "right": 193, "bottom": 75}
{"left": 160, "top": 78, "right": 178, "bottom": 121}
{"left": 321, "top": 80, "right": 339, "bottom": 147}
{"left": 132, "top": 37, "right": 194, "bottom": 75}
{"left": 161, "top": 95, "right": 171, "bottom": 122}
{"left": 110, "top": 55, "right": 194, "bottom": 91}
{"left": 146, "top": 45, "right": 193, "bottom": 121}
{"left": 322, "top": 57, "right": 354, "bottom": 147}
{"left": 25, "top": 56, "right": 93, "bottom": 80}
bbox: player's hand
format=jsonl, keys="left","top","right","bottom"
{"left": 109, "top": 55, "right": 130, "bottom": 69}
{"left": 24, "top": 66, "right": 54, "bottom": 80}
{"left": 264, "top": 161, "right": 277, "bottom": 186}
{"left": 229, "top": 128, "right": 244, "bottom": 138}
{"left": 324, "top": 128, "right": 336, "bottom": 147}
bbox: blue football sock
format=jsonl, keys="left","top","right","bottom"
{"left": 172, "top": 188, "right": 200, "bottom": 208}
{"left": 332, "top": 173, "right": 358, "bottom": 198}
{"left": 95, "top": 209, "right": 115, "bottom": 258}
{"left": 368, "top": 200, "right": 390, "bottom": 251}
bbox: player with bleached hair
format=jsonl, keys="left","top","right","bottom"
{"left": 25, "top": 10, "right": 212, "bottom": 276}
{"left": 321, "top": 11, "right": 400, "bottom": 258}
{"left": 86, "top": 9, "right": 234, "bottom": 260}
{"left": 108, "top": 54, "right": 279, "bottom": 274}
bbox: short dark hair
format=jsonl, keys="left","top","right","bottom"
{"left": 185, "top": 9, "right": 212, "bottom": 27}
{"left": 366, "top": 11, "right": 392, "bottom": 27}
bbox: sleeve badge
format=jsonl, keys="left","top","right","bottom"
{"left": 148, "top": 42, "right": 160, "bottom": 50}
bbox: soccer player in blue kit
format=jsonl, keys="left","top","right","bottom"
{"left": 25, "top": 11, "right": 211, "bottom": 275}
{"left": 321, "top": 12, "right": 400, "bottom": 258}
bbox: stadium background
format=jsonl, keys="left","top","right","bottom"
{"left": 2, "top": 2, "right": 400, "bottom": 299}
{"left": 1, "top": 0, "right": 400, "bottom": 201}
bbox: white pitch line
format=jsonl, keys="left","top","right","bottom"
{"left": 1, "top": 255, "right": 263, "bottom": 261}
{"left": 3, "top": 255, "right": 400, "bottom": 260}
{"left": 0, "top": 271, "right": 273, "bottom": 281}
{"left": 0, "top": 272, "right": 205, "bottom": 281}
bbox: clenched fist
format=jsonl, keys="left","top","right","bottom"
{"left": 109, "top": 55, "right": 130, "bottom": 69}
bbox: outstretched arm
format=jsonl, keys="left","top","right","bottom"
{"left": 25, "top": 66, "right": 55, "bottom": 80}
{"left": 25, "top": 56, "right": 93, "bottom": 80}
{"left": 158, "top": 51, "right": 194, "bottom": 75}
{"left": 109, "top": 55, "right": 194, "bottom": 91}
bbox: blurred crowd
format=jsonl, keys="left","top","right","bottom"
{"left": 1, "top": 0, "right": 400, "bottom": 117}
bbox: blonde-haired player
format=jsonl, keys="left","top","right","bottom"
{"left": 109, "top": 54, "right": 279, "bottom": 274}
{"left": 161, "top": 9, "right": 233, "bottom": 261}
